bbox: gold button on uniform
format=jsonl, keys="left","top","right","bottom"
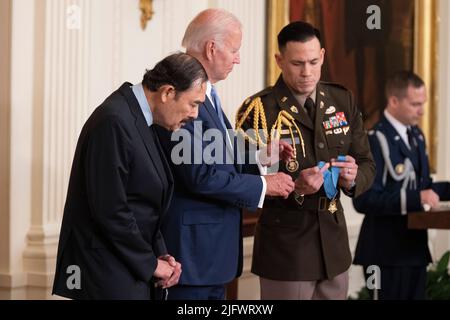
{"left": 318, "top": 142, "right": 325, "bottom": 149}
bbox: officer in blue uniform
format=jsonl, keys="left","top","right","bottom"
{"left": 353, "top": 71, "right": 450, "bottom": 300}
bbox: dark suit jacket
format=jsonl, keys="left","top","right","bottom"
{"left": 237, "top": 76, "right": 376, "bottom": 280}
{"left": 353, "top": 115, "right": 450, "bottom": 267}
{"left": 155, "top": 95, "right": 263, "bottom": 287}
{"left": 52, "top": 83, "right": 173, "bottom": 299}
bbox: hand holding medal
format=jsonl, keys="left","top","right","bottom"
{"left": 318, "top": 158, "right": 342, "bottom": 214}
{"left": 294, "top": 163, "right": 330, "bottom": 196}
{"left": 331, "top": 155, "right": 358, "bottom": 191}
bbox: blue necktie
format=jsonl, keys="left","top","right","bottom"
{"left": 210, "top": 86, "right": 228, "bottom": 132}
{"left": 407, "top": 127, "right": 417, "bottom": 150}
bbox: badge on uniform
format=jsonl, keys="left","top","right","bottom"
{"left": 322, "top": 111, "right": 349, "bottom": 136}
{"left": 328, "top": 200, "right": 338, "bottom": 214}
{"left": 286, "top": 158, "right": 299, "bottom": 172}
{"left": 325, "top": 106, "right": 336, "bottom": 114}
{"left": 290, "top": 105, "right": 298, "bottom": 113}
{"left": 343, "top": 126, "right": 350, "bottom": 135}
{"left": 395, "top": 163, "right": 405, "bottom": 174}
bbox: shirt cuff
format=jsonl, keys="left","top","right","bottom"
{"left": 255, "top": 150, "right": 268, "bottom": 175}
{"left": 258, "top": 176, "right": 267, "bottom": 208}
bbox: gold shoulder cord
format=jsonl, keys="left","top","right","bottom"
{"left": 236, "top": 97, "right": 306, "bottom": 172}
{"left": 236, "top": 97, "right": 269, "bottom": 147}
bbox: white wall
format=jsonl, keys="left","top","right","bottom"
{"left": 213, "top": 0, "right": 266, "bottom": 122}
{"left": 0, "top": 0, "right": 267, "bottom": 299}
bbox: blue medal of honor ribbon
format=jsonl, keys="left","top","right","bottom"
{"left": 318, "top": 155, "right": 347, "bottom": 199}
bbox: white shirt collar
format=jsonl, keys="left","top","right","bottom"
{"left": 131, "top": 83, "right": 153, "bottom": 126}
{"left": 384, "top": 109, "right": 410, "bottom": 147}
{"left": 206, "top": 81, "right": 213, "bottom": 105}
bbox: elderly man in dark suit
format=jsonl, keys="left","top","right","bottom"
{"left": 52, "top": 52, "right": 207, "bottom": 300}
{"left": 353, "top": 71, "right": 450, "bottom": 300}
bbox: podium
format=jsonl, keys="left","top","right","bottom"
{"left": 408, "top": 206, "right": 450, "bottom": 229}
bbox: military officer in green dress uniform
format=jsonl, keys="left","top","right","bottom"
{"left": 236, "top": 21, "right": 376, "bottom": 299}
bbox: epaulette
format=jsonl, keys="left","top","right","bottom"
{"left": 367, "top": 122, "right": 384, "bottom": 136}
{"left": 241, "top": 86, "right": 273, "bottom": 107}
{"left": 319, "top": 81, "right": 351, "bottom": 93}
{"left": 375, "top": 122, "right": 384, "bottom": 130}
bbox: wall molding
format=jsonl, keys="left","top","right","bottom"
{"left": 0, "top": 0, "right": 12, "bottom": 276}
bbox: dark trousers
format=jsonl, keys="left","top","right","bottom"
{"left": 167, "top": 284, "right": 226, "bottom": 300}
{"left": 364, "top": 265, "right": 427, "bottom": 300}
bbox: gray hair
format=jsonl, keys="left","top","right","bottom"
{"left": 182, "top": 9, "right": 242, "bottom": 53}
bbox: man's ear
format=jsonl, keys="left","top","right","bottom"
{"left": 320, "top": 48, "right": 325, "bottom": 64}
{"left": 388, "top": 95, "right": 399, "bottom": 108}
{"left": 160, "top": 85, "right": 175, "bottom": 103}
{"left": 205, "top": 40, "right": 216, "bottom": 61}
{"left": 275, "top": 53, "right": 283, "bottom": 69}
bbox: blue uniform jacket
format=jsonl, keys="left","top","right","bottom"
{"left": 353, "top": 115, "right": 450, "bottom": 266}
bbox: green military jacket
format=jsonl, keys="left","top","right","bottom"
{"left": 236, "top": 76, "right": 375, "bottom": 281}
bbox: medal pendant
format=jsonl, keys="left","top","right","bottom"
{"left": 328, "top": 199, "right": 338, "bottom": 214}
{"left": 286, "top": 158, "right": 299, "bottom": 172}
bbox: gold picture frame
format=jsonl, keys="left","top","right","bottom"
{"left": 266, "top": 0, "right": 289, "bottom": 86}
{"left": 266, "top": 0, "right": 438, "bottom": 171}
{"left": 414, "top": 0, "right": 438, "bottom": 172}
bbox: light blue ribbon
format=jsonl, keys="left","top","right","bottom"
{"left": 318, "top": 155, "right": 346, "bottom": 199}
